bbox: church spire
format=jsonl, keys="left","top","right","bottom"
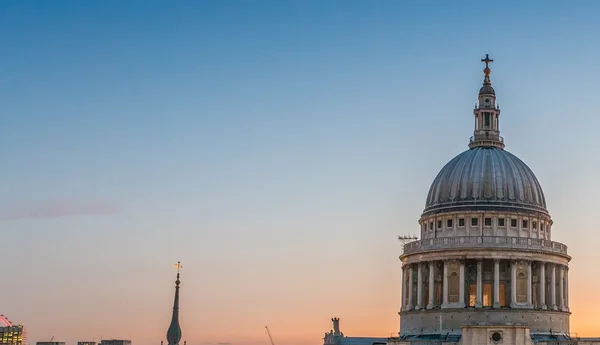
{"left": 469, "top": 54, "right": 505, "bottom": 149}
{"left": 166, "top": 262, "right": 182, "bottom": 345}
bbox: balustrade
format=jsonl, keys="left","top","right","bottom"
{"left": 403, "top": 236, "right": 568, "bottom": 255}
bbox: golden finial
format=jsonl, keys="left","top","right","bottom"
{"left": 481, "top": 54, "right": 493, "bottom": 82}
{"left": 174, "top": 261, "right": 182, "bottom": 285}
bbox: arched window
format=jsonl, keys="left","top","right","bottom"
{"left": 448, "top": 271, "right": 459, "bottom": 303}
{"left": 517, "top": 271, "right": 527, "bottom": 303}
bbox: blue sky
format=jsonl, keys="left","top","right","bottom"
{"left": 2, "top": 1, "right": 600, "bottom": 344}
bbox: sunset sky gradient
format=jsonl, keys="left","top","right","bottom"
{"left": 2, "top": 1, "right": 600, "bottom": 345}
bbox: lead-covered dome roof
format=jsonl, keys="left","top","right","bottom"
{"left": 423, "top": 147, "right": 547, "bottom": 216}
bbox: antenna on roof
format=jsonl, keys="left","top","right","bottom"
{"left": 397, "top": 235, "right": 418, "bottom": 254}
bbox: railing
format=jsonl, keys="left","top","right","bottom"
{"left": 403, "top": 236, "right": 568, "bottom": 256}
{"left": 469, "top": 135, "right": 504, "bottom": 143}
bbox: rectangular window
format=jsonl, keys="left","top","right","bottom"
{"left": 484, "top": 217, "right": 492, "bottom": 226}
{"left": 533, "top": 221, "right": 537, "bottom": 230}
{"left": 458, "top": 218, "right": 465, "bottom": 227}
{"left": 511, "top": 218, "right": 517, "bottom": 228}
{"left": 437, "top": 220, "right": 442, "bottom": 229}
{"left": 430, "top": 222, "right": 433, "bottom": 230}
{"left": 500, "top": 283, "right": 507, "bottom": 307}
{"left": 483, "top": 283, "right": 493, "bottom": 307}
{"left": 541, "top": 223, "right": 545, "bottom": 231}
{"left": 522, "top": 220, "right": 528, "bottom": 228}
{"left": 469, "top": 284, "right": 477, "bottom": 307}
{"left": 447, "top": 219, "right": 453, "bottom": 228}
{"left": 471, "top": 217, "right": 478, "bottom": 226}
{"left": 498, "top": 218, "right": 505, "bottom": 227}
{"left": 484, "top": 113, "right": 491, "bottom": 127}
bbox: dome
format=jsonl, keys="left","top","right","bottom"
{"left": 423, "top": 147, "right": 547, "bottom": 216}
{"left": 479, "top": 84, "right": 495, "bottom": 95}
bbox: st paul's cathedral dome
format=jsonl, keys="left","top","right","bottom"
{"left": 422, "top": 54, "right": 547, "bottom": 218}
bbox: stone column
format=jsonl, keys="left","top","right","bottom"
{"left": 475, "top": 260, "right": 483, "bottom": 308}
{"left": 559, "top": 265, "right": 565, "bottom": 311}
{"left": 459, "top": 260, "right": 466, "bottom": 308}
{"left": 416, "top": 263, "right": 423, "bottom": 310}
{"left": 400, "top": 266, "right": 405, "bottom": 311}
{"left": 427, "top": 261, "right": 435, "bottom": 309}
{"left": 565, "top": 267, "right": 569, "bottom": 311}
{"left": 407, "top": 264, "right": 414, "bottom": 310}
{"left": 527, "top": 261, "right": 533, "bottom": 307}
{"left": 539, "top": 262, "right": 547, "bottom": 310}
{"left": 551, "top": 264, "right": 557, "bottom": 310}
{"left": 493, "top": 259, "right": 500, "bottom": 308}
{"left": 510, "top": 261, "right": 517, "bottom": 307}
{"left": 442, "top": 261, "right": 449, "bottom": 308}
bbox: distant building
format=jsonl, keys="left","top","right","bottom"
{"left": 323, "top": 318, "right": 386, "bottom": 345}
{"left": 78, "top": 341, "right": 97, "bottom": 345}
{"left": 0, "top": 325, "right": 26, "bottom": 345}
{"left": 99, "top": 340, "right": 131, "bottom": 345}
{"left": 36, "top": 342, "right": 65, "bottom": 345}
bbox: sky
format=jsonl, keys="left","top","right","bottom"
{"left": 2, "top": 1, "right": 600, "bottom": 344}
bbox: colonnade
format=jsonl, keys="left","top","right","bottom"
{"left": 401, "top": 259, "right": 569, "bottom": 312}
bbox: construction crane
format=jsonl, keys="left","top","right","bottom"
{"left": 398, "top": 235, "right": 418, "bottom": 254}
{"left": 264, "top": 326, "right": 275, "bottom": 345}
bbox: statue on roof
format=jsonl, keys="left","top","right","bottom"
{"left": 332, "top": 317, "right": 340, "bottom": 336}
